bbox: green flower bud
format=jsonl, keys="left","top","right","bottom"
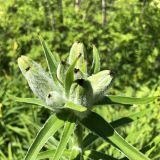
{"left": 69, "top": 42, "right": 87, "bottom": 73}
{"left": 87, "top": 70, "right": 113, "bottom": 101}
{"left": 69, "top": 79, "right": 93, "bottom": 107}
{"left": 18, "top": 56, "right": 57, "bottom": 101}
{"left": 46, "top": 91, "right": 66, "bottom": 109}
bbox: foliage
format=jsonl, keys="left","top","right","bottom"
{"left": 0, "top": 0, "right": 160, "bottom": 159}
{"left": 16, "top": 39, "right": 157, "bottom": 160}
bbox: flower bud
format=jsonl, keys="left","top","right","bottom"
{"left": 87, "top": 70, "right": 113, "bottom": 101}
{"left": 46, "top": 91, "right": 66, "bottom": 109}
{"left": 69, "top": 79, "right": 93, "bottom": 107}
{"left": 18, "top": 56, "right": 57, "bottom": 101}
{"left": 69, "top": 42, "right": 87, "bottom": 73}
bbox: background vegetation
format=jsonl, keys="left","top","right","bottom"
{"left": 0, "top": 0, "right": 160, "bottom": 159}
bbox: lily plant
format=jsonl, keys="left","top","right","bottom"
{"left": 16, "top": 37, "right": 157, "bottom": 160}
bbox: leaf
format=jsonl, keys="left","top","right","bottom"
{"left": 57, "top": 61, "right": 70, "bottom": 84}
{"left": 37, "top": 150, "right": 70, "bottom": 160}
{"left": 65, "top": 54, "right": 81, "bottom": 97}
{"left": 82, "top": 133, "right": 98, "bottom": 149}
{"left": 98, "top": 95, "right": 158, "bottom": 105}
{"left": 24, "top": 114, "right": 64, "bottom": 160}
{"left": 79, "top": 111, "right": 150, "bottom": 160}
{"left": 14, "top": 97, "right": 53, "bottom": 110}
{"left": 90, "top": 45, "right": 100, "bottom": 74}
{"left": 82, "top": 107, "right": 153, "bottom": 149}
{"left": 83, "top": 149, "right": 119, "bottom": 160}
{"left": 65, "top": 101, "right": 87, "bottom": 112}
{"left": 52, "top": 114, "right": 76, "bottom": 160}
{"left": 39, "top": 36, "right": 60, "bottom": 86}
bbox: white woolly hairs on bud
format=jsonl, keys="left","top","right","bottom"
{"left": 46, "top": 91, "right": 66, "bottom": 109}
{"left": 26, "top": 62, "right": 57, "bottom": 101}
{"left": 18, "top": 56, "right": 59, "bottom": 101}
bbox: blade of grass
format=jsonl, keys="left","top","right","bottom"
{"left": 24, "top": 114, "right": 64, "bottom": 160}
{"left": 110, "top": 107, "right": 152, "bottom": 128}
{"left": 80, "top": 111, "right": 150, "bottom": 160}
{"left": 90, "top": 45, "right": 100, "bottom": 74}
{"left": 98, "top": 95, "right": 158, "bottom": 105}
{"left": 52, "top": 114, "right": 76, "bottom": 160}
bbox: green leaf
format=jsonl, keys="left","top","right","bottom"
{"left": 57, "top": 61, "right": 70, "bottom": 84}
{"left": 65, "top": 54, "right": 81, "bottom": 97}
{"left": 14, "top": 97, "right": 53, "bottom": 110}
{"left": 37, "top": 150, "right": 70, "bottom": 160}
{"left": 82, "top": 133, "right": 98, "bottom": 149}
{"left": 65, "top": 101, "right": 87, "bottom": 112}
{"left": 90, "top": 45, "right": 100, "bottom": 74}
{"left": 52, "top": 114, "right": 76, "bottom": 160}
{"left": 80, "top": 111, "right": 150, "bottom": 160}
{"left": 82, "top": 107, "right": 152, "bottom": 149}
{"left": 83, "top": 149, "right": 119, "bottom": 160}
{"left": 99, "top": 95, "right": 158, "bottom": 105}
{"left": 24, "top": 114, "right": 64, "bottom": 160}
{"left": 39, "top": 36, "right": 60, "bottom": 85}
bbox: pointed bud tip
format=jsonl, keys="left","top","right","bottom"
{"left": 109, "top": 70, "right": 115, "bottom": 77}
{"left": 17, "top": 56, "right": 32, "bottom": 72}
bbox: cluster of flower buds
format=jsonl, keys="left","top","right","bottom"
{"left": 18, "top": 41, "right": 113, "bottom": 111}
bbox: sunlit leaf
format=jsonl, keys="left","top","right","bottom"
{"left": 90, "top": 45, "right": 100, "bottom": 74}
{"left": 39, "top": 36, "right": 60, "bottom": 86}
{"left": 80, "top": 111, "right": 150, "bottom": 160}
{"left": 98, "top": 95, "right": 158, "bottom": 105}
{"left": 24, "top": 114, "right": 64, "bottom": 160}
{"left": 65, "top": 54, "right": 81, "bottom": 97}
{"left": 53, "top": 114, "right": 76, "bottom": 160}
{"left": 14, "top": 97, "right": 53, "bottom": 110}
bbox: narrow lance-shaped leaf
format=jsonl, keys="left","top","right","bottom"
{"left": 39, "top": 36, "right": 60, "bottom": 86}
{"left": 65, "top": 101, "right": 87, "bottom": 112}
{"left": 80, "top": 111, "right": 150, "bottom": 160}
{"left": 57, "top": 61, "right": 70, "bottom": 84}
{"left": 90, "top": 45, "right": 100, "bottom": 74}
{"left": 65, "top": 54, "right": 81, "bottom": 97}
{"left": 14, "top": 97, "right": 53, "bottom": 110}
{"left": 52, "top": 114, "right": 76, "bottom": 160}
{"left": 98, "top": 95, "right": 158, "bottom": 105}
{"left": 24, "top": 114, "right": 64, "bottom": 160}
{"left": 82, "top": 107, "right": 153, "bottom": 149}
